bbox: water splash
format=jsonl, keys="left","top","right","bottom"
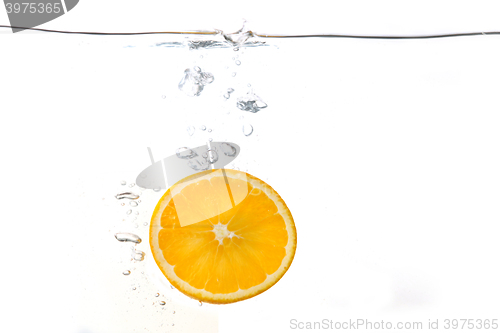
{"left": 222, "top": 22, "right": 255, "bottom": 49}
{"left": 178, "top": 67, "right": 214, "bottom": 97}
{"left": 115, "top": 233, "right": 142, "bottom": 244}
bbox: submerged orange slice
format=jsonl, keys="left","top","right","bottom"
{"left": 150, "top": 169, "right": 297, "bottom": 304}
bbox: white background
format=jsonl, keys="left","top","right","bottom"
{"left": 1, "top": 1, "right": 500, "bottom": 332}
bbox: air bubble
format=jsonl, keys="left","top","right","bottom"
{"left": 123, "top": 270, "right": 131, "bottom": 276}
{"left": 115, "top": 233, "right": 142, "bottom": 244}
{"left": 155, "top": 293, "right": 160, "bottom": 297}
{"left": 121, "top": 181, "right": 126, "bottom": 185}
{"left": 128, "top": 183, "right": 135, "bottom": 188}
{"left": 221, "top": 143, "right": 237, "bottom": 156}
{"left": 231, "top": 72, "right": 236, "bottom": 77}
{"left": 129, "top": 201, "right": 138, "bottom": 207}
{"left": 115, "top": 192, "right": 140, "bottom": 200}
{"left": 133, "top": 250, "right": 145, "bottom": 261}
{"left": 126, "top": 210, "right": 132, "bottom": 215}
{"left": 235, "top": 60, "right": 241, "bottom": 66}
{"left": 153, "top": 188, "right": 161, "bottom": 192}
{"left": 176, "top": 147, "right": 197, "bottom": 159}
{"left": 187, "top": 125, "right": 196, "bottom": 136}
{"left": 159, "top": 301, "right": 166, "bottom": 306}
{"left": 208, "top": 128, "right": 212, "bottom": 133}
{"left": 200, "top": 125, "right": 206, "bottom": 131}
{"left": 243, "top": 124, "right": 254, "bottom": 136}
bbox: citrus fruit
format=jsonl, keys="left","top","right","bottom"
{"left": 149, "top": 169, "right": 297, "bottom": 304}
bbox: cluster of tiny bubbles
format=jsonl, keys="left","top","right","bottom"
{"left": 129, "top": 201, "right": 138, "bottom": 207}
{"left": 121, "top": 180, "right": 126, "bottom": 186}
{"left": 187, "top": 125, "right": 195, "bottom": 136}
{"left": 123, "top": 270, "right": 131, "bottom": 276}
{"left": 223, "top": 88, "right": 235, "bottom": 100}
{"left": 243, "top": 123, "right": 254, "bottom": 136}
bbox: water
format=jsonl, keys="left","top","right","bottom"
{"left": 115, "top": 233, "right": 142, "bottom": 244}
{"left": 155, "top": 293, "right": 160, "bottom": 297}
{"left": 187, "top": 125, "right": 196, "bottom": 136}
{"left": 123, "top": 270, "right": 131, "bottom": 276}
{"left": 237, "top": 91, "right": 267, "bottom": 113}
{"left": 221, "top": 143, "right": 237, "bottom": 156}
{"left": 243, "top": 123, "right": 254, "bottom": 136}
{"left": 115, "top": 192, "right": 140, "bottom": 200}
{"left": 129, "top": 201, "right": 138, "bottom": 207}
{"left": 205, "top": 149, "right": 218, "bottom": 164}
{"left": 159, "top": 301, "right": 166, "bottom": 306}
{"left": 176, "top": 147, "right": 197, "bottom": 159}
{"left": 133, "top": 250, "right": 145, "bottom": 261}
{"left": 178, "top": 67, "right": 214, "bottom": 96}
{"left": 188, "top": 158, "right": 210, "bottom": 171}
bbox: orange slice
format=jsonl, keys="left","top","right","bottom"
{"left": 149, "top": 169, "right": 297, "bottom": 304}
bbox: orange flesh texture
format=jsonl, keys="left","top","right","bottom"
{"left": 157, "top": 176, "right": 289, "bottom": 294}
